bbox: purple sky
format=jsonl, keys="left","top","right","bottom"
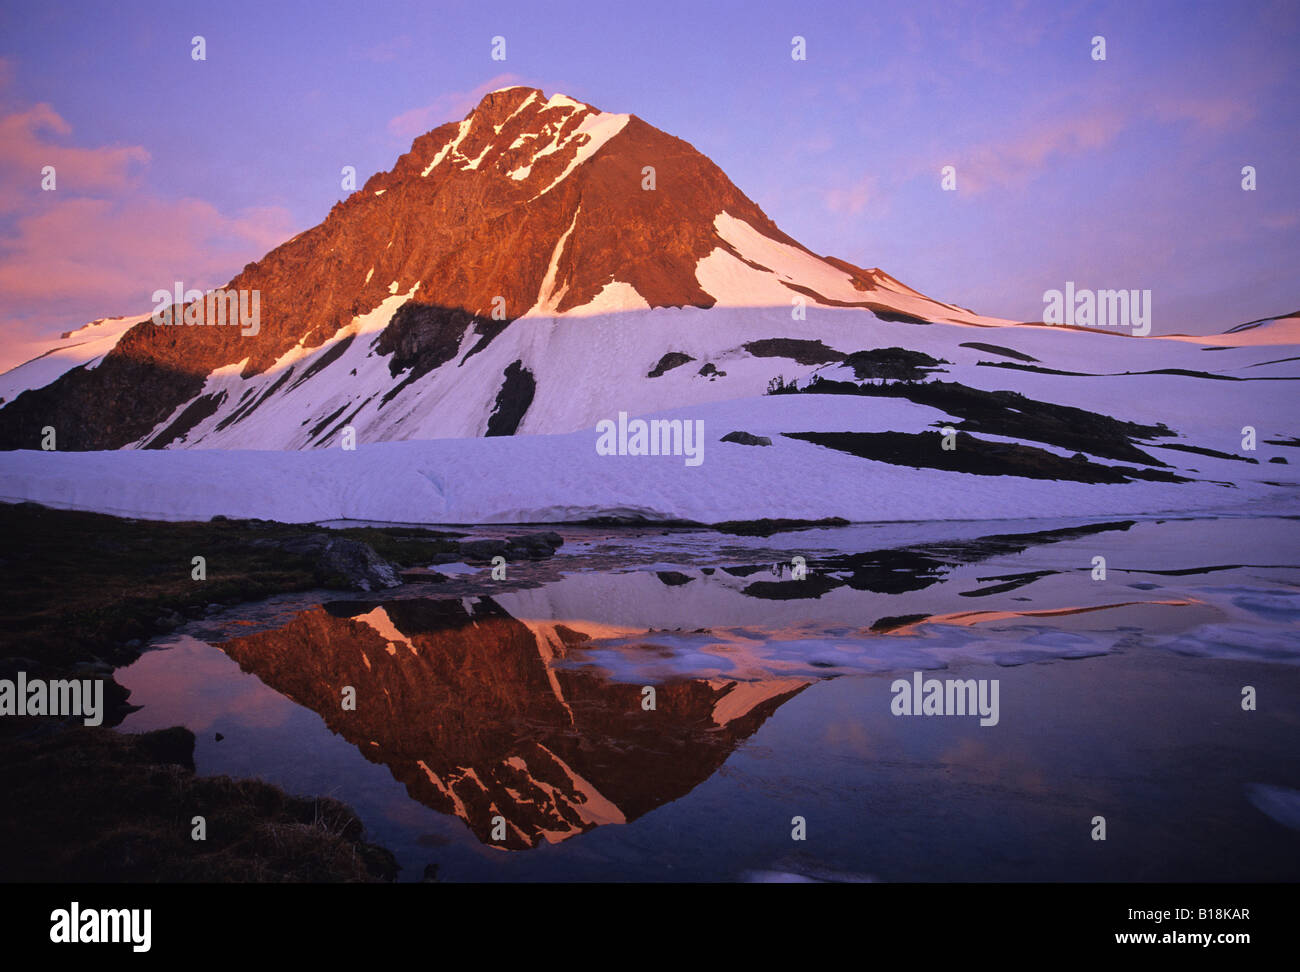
{"left": 1, "top": 0, "right": 1296, "bottom": 369}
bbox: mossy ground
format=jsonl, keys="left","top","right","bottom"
{"left": 0, "top": 501, "right": 460, "bottom": 668}
{"left": 0, "top": 724, "right": 398, "bottom": 882}
{"left": 0, "top": 501, "right": 467, "bottom": 881}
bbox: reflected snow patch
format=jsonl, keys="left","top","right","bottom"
{"left": 556, "top": 615, "right": 1126, "bottom": 682}
{"left": 432, "top": 562, "right": 480, "bottom": 576}
{"left": 991, "top": 629, "right": 1111, "bottom": 667}
{"left": 1246, "top": 784, "right": 1300, "bottom": 831}
{"left": 1157, "top": 624, "right": 1300, "bottom": 664}
{"left": 741, "top": 865, "right": 879, "bottom": 883}
{"left": 1227, "top": 588, "right": 1300, "bottom": 621}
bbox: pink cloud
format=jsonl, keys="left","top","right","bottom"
{"left": 0, "top": 74, "right": 298, "bottom": 367}
{"left": 955, "top": 107, "right": 1128, "bottom": 193}
{"left": 0, "top": 197, "right": 295, "bottom": 313}
{"left": 0, "top": 102, "right": 149, "bottom": 212}
{"left": 823, "top": 174, "right": 879, "bottom": 216}
{"left": 1146, "top": 93, "right": 1257, "bottom": 132}
{"left": 0, "top": 199, "right": 294, "bottom": 376}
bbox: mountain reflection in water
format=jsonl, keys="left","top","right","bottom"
{"left": 218, "top": 596, "right": 810, "bottom": 849}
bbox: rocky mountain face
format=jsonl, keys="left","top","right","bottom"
{"left": 0, "top": 87, "right": 997, "bottom": 451}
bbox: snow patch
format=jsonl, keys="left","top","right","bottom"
{"left": 495, "top": 90, "right": 539, "bottom": 132}
{"left": 6, "top": 389, "right": 1297, "bottom": 524}
{"left": 529, "top": 111, "right": 631, "bottom": 199}
{"left": 530, "top": 208, "right": 580, "bottom": 314}
{"left": 353, "top": 606, "right": 415, "bottom": 654}
{"left": 543, "top": 93, "right": 588, "bottom": 112}
{"left": 422, "top": 119, "right": 471, "bottom": 177}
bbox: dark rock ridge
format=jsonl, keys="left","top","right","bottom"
{"left": 485, "top": 360, "right": 536, "bottom": 437}
{"left": 647, "top": 351, "right": 695, "bottom": 377}
{"left": 739, "top": 520, "right": 1137, "bottom": 600}
{"left": 771, "top": 374, "right": 1175, "bottom": 466}
{"left": 784, "top": 430, "right": 1189, "bottom": 484}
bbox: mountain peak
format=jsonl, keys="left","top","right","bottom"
{"left": 477, "top": 86, "right": 592, "bottom": 113}
{"left": 0, "top": 87, "right": 1019, "bottom": 451}
{"left": 394, "top": 85, "right": 626, "bottom": 198}
{"left": 468, "top": 85, "right": 545, "bottom": 125}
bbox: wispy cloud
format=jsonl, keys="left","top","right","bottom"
{"left": 957, "top": 106, "right": 1127, "bottom": 193}
{"left": 932, "top": 90, "right": 1256, "bottom": 195}
{"left": 1146, "top": 92, "right": 1257, "bottom": 132}
{"left": 823, "top": 174, "right": 879, "bottom": 216}
{"left": 354, "top": 35, "right": 413, "bottom": 64}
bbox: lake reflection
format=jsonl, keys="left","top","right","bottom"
{"left": 116, "top": 516, "right": 1300, "bottom": 880}
{"left": 217, "top": 595, "right": 810, "bottom": 849}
